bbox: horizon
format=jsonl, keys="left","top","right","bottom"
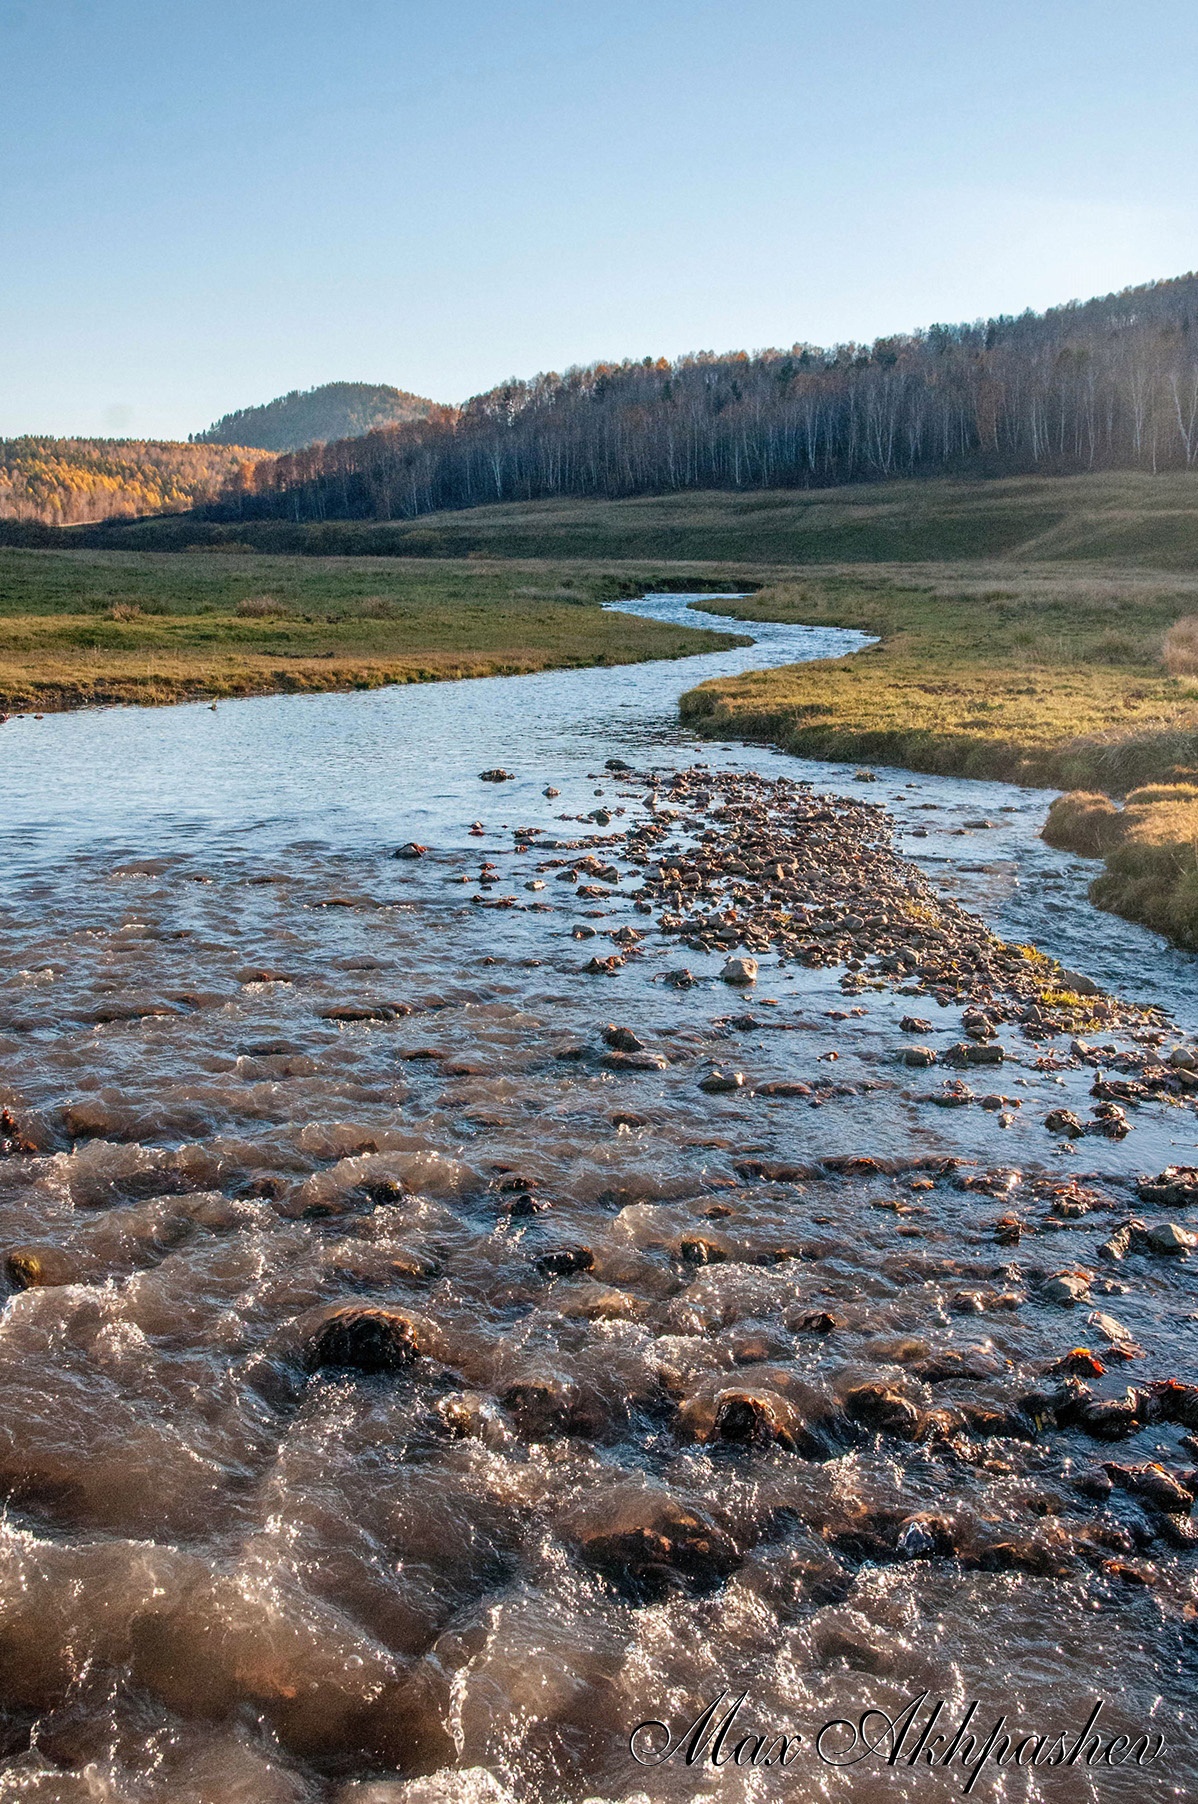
{"left": 3, "top": 0, "right": 1197, "bottom": 440}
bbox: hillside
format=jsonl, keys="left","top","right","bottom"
{"left": 73, "top": 471, "right": 1198, "bottom": 570}
{"left": 193, "top": 382, "right": 440, "bottom": 452}
{"left": 0, "top": 438, "right": 267, "bottom": 528}
{"left": 205, "top": 271, "right": 1198, "bottom": 525}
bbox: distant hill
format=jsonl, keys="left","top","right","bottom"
{"left": 0, "top": 437, "right": 266, "bottom": 527}
{"left": 193, "top": 382, "right": 437, "bottom": 452}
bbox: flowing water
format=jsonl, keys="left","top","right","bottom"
{"left": 0, "top": 597, "right": 1194, "bottom": 1803}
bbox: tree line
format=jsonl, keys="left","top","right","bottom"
{"left": 204, "top": 272, "right": 1198, "bottom": 526}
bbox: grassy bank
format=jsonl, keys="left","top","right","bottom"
{"left": 42, "top": 469, "right": 1198, "bottom": 567}
{"left": 1043, "top": 785, "right": 1198, "bottom": 946}
{"left": 679, "top": 564, "right": 1198, "bottom": 791}
{"left": 0, "top": 548, "right": 748, "bottom": 710}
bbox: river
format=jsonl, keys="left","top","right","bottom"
{"left": 0, "top": 595, "right": 1193, "bottom": 1802}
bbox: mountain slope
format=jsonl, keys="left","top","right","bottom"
{"left": 194, "top": 382, "right": 438, "bottom": 452}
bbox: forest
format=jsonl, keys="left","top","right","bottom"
{"left": 212, "top": 272, "right": 1198, "bottom": 524}
{"left": 0, "top": 438, "right": 265, "bottom": 527}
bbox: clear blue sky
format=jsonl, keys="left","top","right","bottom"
{"left": 2, "top": 0, "right": 1196, "bottom": 440}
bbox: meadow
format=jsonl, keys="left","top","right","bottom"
{"left": 0, "top": 548, "right": 747, "bottom": 710}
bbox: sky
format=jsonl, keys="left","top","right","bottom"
{"left": 1, "top": 0, "right": 1196, "bottom": 440}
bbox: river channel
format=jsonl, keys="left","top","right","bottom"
{"left": 0, "top": 595, "right": 1193, "bottom": 1802}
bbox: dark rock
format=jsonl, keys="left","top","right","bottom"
{"left": 579, "top": 1495, "right": 739, "bottom": 1602}
{"left": 300, "top": 1303, "right": 431, "bottom": 1373}
{"left": 843, "top": 1383, "right": 922, "bottom": 1439}
{"left": 393, "top": 843, "right": 428, "bottom": 859}
{"left": 478, "top": 769, "right": 514, "bottom": 782}
{"left": 5, "top": 1245, "right": 80, "bottom": 1289}
{"left": 1138, "top": 1166, "right": 1198, "bottom": 1208}
{"left": 699, "top": 1069, "right": 744, "bottom": 1093}
{"left": 896, "top": 1514, "right": 956, "bottom": 1558}
{"left": 602, "top": 1024, "right": 645, "bottom": 1052}
{"left": 679, "top": 1236, "right": 727, "bottom": 1265}
{"left": 1045, "top": 1108, "right": 1085, "bottom": 1138}
{"left": 535, "top": 1246, "right": 595, "bottom": 1277}
{"left": 1103, "top": 1462, "right": 1194, "bottom": 1514}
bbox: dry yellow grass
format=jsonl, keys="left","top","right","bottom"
{"left": 682, "top": 566, "right": 1198, "bottom": 790}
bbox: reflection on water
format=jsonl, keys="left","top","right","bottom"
{"left": 0, "top": 597, "right": 1193, "bottom": 1801}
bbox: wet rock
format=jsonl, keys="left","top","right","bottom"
{"left": 1047, "top": 1348, "right": 1106, "bottom": 1378}
{"left": 500, "top": 1373, "right": 590, "bottom": 1439}
{"left": 604, "top": 757, "right": 632, "bottom": 772}
{"left": 478, "top": 769, "right": 513, "bottom": 783}
{"left": 1150, "top": 1379, "right": 1198, "bottom": 1429}
{"left": 434, "top": 1391, "right": 510, "bottom": 1447}
{"left": 1138, "top": 1166, "right": 1198, "bottom": 1208}
{"left": 1145, "top": 1220, "right": 1197, "bottom": 1254}
{"left": 577, "top": 1492, "right": 739, "bottom": 1602}
{"left": 721, "top": 956, "right": 758, "bottom": 985}
{"left": 699, "top": 1069, "right": 744, "bottom": 1094}
{"left": 901, "top": 1016, "right": 932, "bottom": 1034}
{"left": 5, "top": 1245, "right": 81, "bottom": 1289}
{"left": 1045, "top": 1108, "right": 1085, "bottom": 1138}
{"left": 896, "top": 1514, "right": 955, "bottom": 1558}
{"left": 1076, "top": 1392, "right": 1145, "bottom": 1440}
{"left": 393, "top": 843, "right": 428, "bottom": 859}
{"left": 709, "top": 1387, "right": 808, "bottom": 1451}
{"left": 1103, "top": 1462, "right": 1194, "bottom": 1514}
{"left": 535, "top": 1246, "right": 595, "bottom": 1277}
{"left": 1089, "top": 1102, "right": 1130, "bottom": 1139}
{"left": 1086, "top": 1310, "right": 1143, "bottom": 1357}
{"left": 843, "top": 1383, "right": 922, "bottom": 1439}
{"left": 662, "top": 967, "right": 696, "bottom": 988}
{"left": 601, "top": 1050, "right": 670, "bottom": 1072}
{"left": 543, "top": 786, "right": 559, "bottom": 797}
{"left": 795, "top": 1310, "right": 841, "bottom": 1334}
{"left": 584, "top": 955, "right": 624, "bottom": 975}
{"left": 679, "top": 1236, "right": 727, "bottom": 1265}
{"left": 602, "top": 1024, "right": 645, "bottom": 1052}
{"left": 929, "top": 1079, "right": 974, "bottom": 1107}
{"left": 754, "top": 1080, "right": 813, "bottom": 1099}
{"left": 1040, "top": 1269, "right": 1091, "bottom": 1306}
{"left": 0, "top": 1109, "right": 37, "bottom": 1157}
{"left": 945, "top": 1041, "right": 1004, "bottom": 1065}
{"left": 300, "top": 1303, "right": 432, "bottom": 1374}
{"left": 900, "top": 1045, "right": 937, "bottom": 1068}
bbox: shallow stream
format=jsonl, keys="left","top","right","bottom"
{"left": 0, "top": 595, "right": 1194, "bottom": 1802}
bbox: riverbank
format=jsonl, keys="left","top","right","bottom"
{"left": 0, "top": 548, "right": 750, "bottom": 710}
{"left": 681, "top": 564, "right": 1198, "bottom": 791}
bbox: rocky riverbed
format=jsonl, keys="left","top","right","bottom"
{"left": 0, "top": 747, "right": 1196, "bottom": 1801}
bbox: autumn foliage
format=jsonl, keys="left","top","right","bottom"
{"left": 0, "top": 438, "right": 269, "bottom": 527}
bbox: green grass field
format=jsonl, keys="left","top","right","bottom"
{"left": 0, "top": 548, "right": 747, "bottom": 710}
{"left": 70, "top": 469, "right": 1198, "bottom": 569}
